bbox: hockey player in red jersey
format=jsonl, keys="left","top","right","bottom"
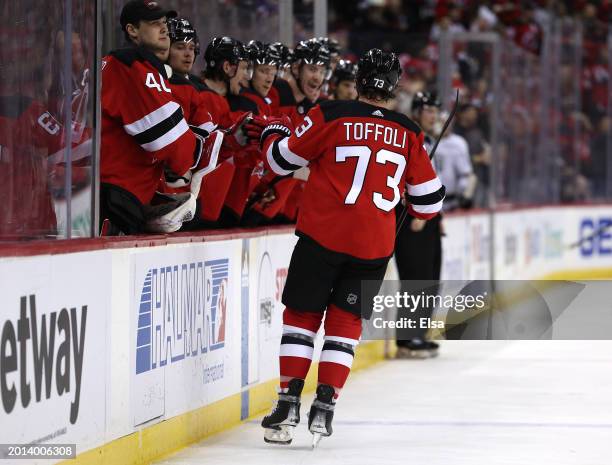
{"left": 166, "top": 18, "right": 216, "bottom": 136}
{"left": 241, "top": 41, "right": 281, "bottom": 117}
{"left": 258, "top": 49, "right": 445, "bottom": 446}
{"left": 101, "top": 0, "right": 222, "bottom": 234}
{"left": 277, "top": 39, "right": 331, "bottom": 126}
{"left": 189, "top": 37, "right": 255, "bottom": 227}
{"left": 267, "top": 42, "right": 295, "bottom": 115}
{"left": 220, "top": 42, "right": 265, "bottom": 226}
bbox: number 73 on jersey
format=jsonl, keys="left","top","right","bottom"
{"left": 336, "top": 146, "right": 405, "bottom": 213}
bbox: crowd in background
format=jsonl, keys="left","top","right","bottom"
{"left": 325, "top": 0, "right": 611, "bottom": 204}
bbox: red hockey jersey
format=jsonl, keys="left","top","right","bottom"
{"left": 262, "top": 100, "right": 445, "bottom": 260}
{"left": 168, "top": 74, "right": 216, "bottom": 133}
{"left": 101, "top": 47, "right": 198, "bottom": 205}
{"left": 0, "top": 96, "right": 59, "bottom": 238}
{"left": 241, "top": 86, "right": 274, "bottom": 117}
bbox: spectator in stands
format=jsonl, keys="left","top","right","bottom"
{"left": 586, "top": 115, "right": 610, "bottom": 198}
{"left": 430, "top": 2, "right": 466, "bottom": 40}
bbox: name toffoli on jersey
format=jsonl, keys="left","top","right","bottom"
{"left": 342, "top": 122, "right": 407, "bottom": 149}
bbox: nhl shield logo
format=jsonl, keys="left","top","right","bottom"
{"left": 347, "top": 293, "right": 358, "bottom": 305}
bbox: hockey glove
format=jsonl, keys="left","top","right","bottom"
{"left": 222, "top": 112, "right": 253, "bottom": 150}
{"left": 244, "top": 115, "right": 269, "bottom": 143}
{"left": 259, "top": 116, "right": 293, "bottom": 149}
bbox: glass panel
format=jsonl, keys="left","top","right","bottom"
{"left": 103, "top": 0, "right": 281, "bottom": 75}
{"left": 0, "top": 1, "right": 96, "bottom": 240}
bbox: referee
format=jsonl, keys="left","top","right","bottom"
{"left": 394, "top": 92, "right": 475, "bottom": 358}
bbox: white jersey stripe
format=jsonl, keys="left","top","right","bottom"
{"left": 319, "top": 350, "right": 354, "bottom": 368}
{"left": 411, "top": 199, "right": 444, "bottom": 214}
{"left": 407, "top": 177, "right": 442, "bottom": 197}
{"left": 280, "top": 343, "right": 314, "bottom": 359}
{"left": 140, "top": 118, "right": 190, "bottom": 152}
{"left": 124, "top": 101, "right": 181, "bottom": 136}
{"left": 278, "top": 137, "right": 309, "bottom": 167}
{"left": 266, "top": 142, "right": 293, "bottom": 176}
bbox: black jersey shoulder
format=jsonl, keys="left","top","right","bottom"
{"left": 188, "top": 74, "right": 206, "bottom": 91}
{"left": 108, "top": 46, "right": 168, "bottom": 77}
{"left": 273, "top": 78, "right": 296, "bottom": 106}
{"left": 241, "top": 86, "right": 265, "bottom": 101}
{"left": 318, "top": 100, "right": 421, "bottom": 135}
{"left": 226, "top": 94, "right": 260, "bottom": 114}
{"left": 169, "top": 73, "right": 200, "bottom": 90}
{"left": 0, "top": 95, "right": 34, "bottom": 119}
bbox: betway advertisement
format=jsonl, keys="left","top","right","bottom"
{"left": 0, "top": 251, "right": 109, "bottom": 453}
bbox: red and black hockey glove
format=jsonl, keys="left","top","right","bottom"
{"left": 258, "top": 116, "right": 293, "bottom": 149}
{"left": 244, "top": 115, "right": 269, "bottom": 143}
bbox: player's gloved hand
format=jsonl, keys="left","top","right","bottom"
{"left": 259, "top": 116, "right": 294, "bottom": 149}
{"left": 222, "top": 112, "right": 252, "bottom": 150}
{"left": 244, "top": 115, "right": 269, "bottom": 143}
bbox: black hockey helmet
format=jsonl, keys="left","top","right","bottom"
{"left": 247, "top": 40, "right": 281, "bottom": 66}
{"left": 293, "top": 39, "right": 331, "bottom": 67}
{"left": 333, "top": 59, "right": 358, "bottom": 84}
{"left": 168, "top": 18, "right": 200, "bottom": 55}
{"left": 269, "top": 42, "right": 293, "bottom": 67}
{"left": 204, "top": 36, "right": 243, "bottom": 69}
{"left": 411, "top": 91, "right": 441, "bottom": 112}
{"left": 356, "top": 48, "right": 402, "bottom": 98}
{"left": 316, "top": 37, "right": 341, "bottom": 57}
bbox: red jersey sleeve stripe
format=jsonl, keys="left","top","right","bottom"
{"left": 265, "top": 137, "right": 309, "bottom": 175}
{"left": 279, "top": 137, "right": 309, "bottom": 166}
{"left": 140, "top": 118, "right": 189, "bottom": 152}
{"left": 124, "top": 101, "right": 181, "bottom": 135}
{"left": 411, "top": 198, "right": 444, "bottom": 214}
{"left": 406, "top": 177, "right": 442, "bottom": 196}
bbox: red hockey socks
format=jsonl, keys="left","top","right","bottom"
{"left": 279, "top": 307, "right": 323, "bottom": 390}
{"left": 318, "top": 304, "right": 362, "bottom": 399}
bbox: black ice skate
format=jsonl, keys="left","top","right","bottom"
{"left": 261, "top": 378, "right": 304, "bottom": 445}
{"left": 395, "top": 338, "right": 439, "bottom": 359}
{"left": 308, "top": 384, "right": 335, "bottom": 448}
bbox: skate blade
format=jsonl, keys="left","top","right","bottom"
{"left": 396, "top": 350, "right": 438, "bottom": 359}
{"left": 311, "top": 432, "right": 322, "bottom": 449}
{"left": 263, "top": 425, "right": 294, "bottom": 445}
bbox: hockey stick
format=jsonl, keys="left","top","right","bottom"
{"left": 395, "top": 89, "right": 460, "bottom": 236}
{"left": 567, "top": 222, "right": 612, "bottom": 249}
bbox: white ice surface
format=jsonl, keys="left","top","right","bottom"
{"left": 156, "top": 341, "right": 612, "bottom": 465}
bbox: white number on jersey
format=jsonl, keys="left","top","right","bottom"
{"left": 37, "top": 112, "right": 61, "bottom": 135}
{"left": 295, "top": 116, "right": 313, "bottom": 138}
{"left": 145, "top": 72, "right": 171, "bottom": 93}
{"left": 335, "top": 145, "right": 406, "bottom": 212}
